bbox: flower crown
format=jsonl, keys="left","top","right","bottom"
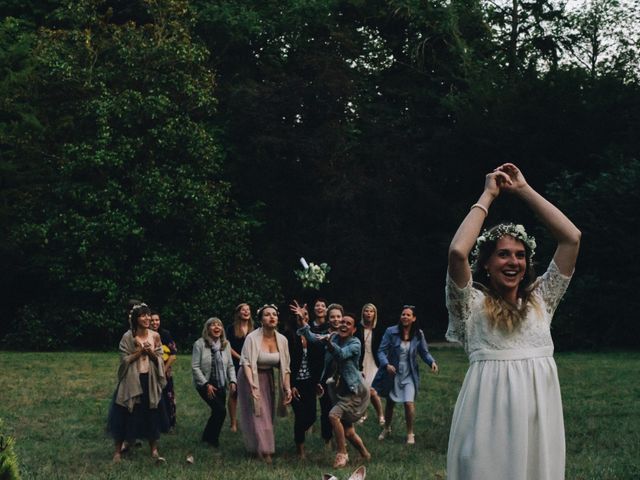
{"left": 128, "top": 302, "right": 148, "bottom": 327}
{"left": 471, "top": 223, "right": 536, "bottom": 268}
{"left": 257, "top": 304, "right": 279, "bottom": 318}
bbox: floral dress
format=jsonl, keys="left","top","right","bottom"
{"left": 445, "top": 260, "right": 572, "bottom": 480}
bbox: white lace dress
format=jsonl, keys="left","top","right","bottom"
{"left": 445, "top": 260, "right": 572, "bottom": 480}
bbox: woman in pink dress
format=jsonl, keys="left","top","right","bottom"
{"left": 237, "top": 304, "right": 292, "bottom": 464}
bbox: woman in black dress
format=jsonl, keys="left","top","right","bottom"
{"left": 226, "top": 303, "right": 254, "bottom": 432}
{"left": 284, "top": 309, "right": 324, "bottom": 458}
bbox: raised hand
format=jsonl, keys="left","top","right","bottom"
{"left": 289, "top": 300, "right": 309, "bottom": 324}
{"left": 484, "top": 169, "right": 513, "bottom": 198}
{"left": 495, "top": 163, "right": 528, "bottom": 193}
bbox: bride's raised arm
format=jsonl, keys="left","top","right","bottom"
{"left": 496, "top": 163, "right": 581, "bottom": 276}
{"left": 448, "top": 169, "right": 512, "bottom": 287}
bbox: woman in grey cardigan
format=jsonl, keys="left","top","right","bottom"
{"left": 192, "top": 317, "right": 237, "bottom": 447}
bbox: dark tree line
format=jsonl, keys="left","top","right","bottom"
{"left": 1, "top": 0, "right": 639, "bottom": 349}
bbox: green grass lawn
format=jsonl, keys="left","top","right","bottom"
{"left": 0, "top": 349, "right": 638, "bottom": 479}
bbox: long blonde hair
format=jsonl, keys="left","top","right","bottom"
{"left": 472, "top": 224, "right": 540, "bottom": 333}
{"left": 202, "top": 317, "right": 228, "bottom": 348}
{"left": 480, "top": 295, "right": 537, "bottom": 333}
{"left": 360, "top": 303, "right": 378, "bottom": 328}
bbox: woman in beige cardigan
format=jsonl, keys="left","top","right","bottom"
{"left": 237, "top": 304, "right": 292, "bottom": 464}
{"left": 107, "top": 303, "right": 168, "bottom": 463}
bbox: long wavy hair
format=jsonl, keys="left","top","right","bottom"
{"left": 232, "top": 303, "right": 254, "bottom": 339}
{"left": 202, "top": 317, "right": 228, "bottom": 349}
{"left": 471, "top": 224, "right": 539, "bottom": 332}
{"left": 397, "top": 305, "right": 420, "bottom": 341}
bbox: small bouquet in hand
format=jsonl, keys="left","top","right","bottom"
{"left": 295, "top": 257, "right": 331, "bottom": 290}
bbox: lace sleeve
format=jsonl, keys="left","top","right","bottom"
{"left": 445, "top": 272, "right": 476, "bottom": 344}
{"left": 535, "top": 260, "right": 573, "bottom": 316}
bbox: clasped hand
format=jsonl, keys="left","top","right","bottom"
{"left": 135, "top": 341, "right": 154, "bottom": 356}
{"left": 485, "top": 163, "right": 528, "bottom": 198}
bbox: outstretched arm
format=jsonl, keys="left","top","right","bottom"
{"left": 448, "top": 169, "right": 512, "bottom": 287}
{"left": 497, "top": 163, "right": 581, "bottom": 276}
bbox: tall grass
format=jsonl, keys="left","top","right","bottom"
{"left": 0, "top": 349, "right": 638, "bottom": 479}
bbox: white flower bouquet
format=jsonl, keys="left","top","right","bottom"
{"left": 295, "top": 257, "right": 331, "bottom": 290}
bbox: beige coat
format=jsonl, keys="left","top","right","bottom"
{"left": 115, "top": 330, "right": 167, "bottom": 412}
{"left": 239, "top": 328, "right": 290, "bottom": 417}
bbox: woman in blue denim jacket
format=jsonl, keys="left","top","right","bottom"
{"left": 372, "top": 305, "right": 438, "bottom": 445}
{"left": 293, "top": 302, "right": 371, "bottom": 469}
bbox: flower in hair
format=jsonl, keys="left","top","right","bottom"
{"left": 128, "top": 302, "right": 148, "bottom": 327}
{"left": 471, "top": 223, "right": 536, "bottom": 267}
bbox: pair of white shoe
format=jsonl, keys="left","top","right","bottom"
{"left": 357, "top": 415, "right": 385, "bottom": 426}
{"left": 377, "top": 427, "right": 391, "bottom": 440}
{"left": 377, "top": 427, "right": 415, "bottom": 444}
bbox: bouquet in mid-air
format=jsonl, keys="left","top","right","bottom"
{"left": 295, "top": 257, "right": 331, "bottom": 290}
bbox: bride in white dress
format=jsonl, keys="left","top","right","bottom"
{"left": 446, "top": 163, "right": 581, "bottom": 480}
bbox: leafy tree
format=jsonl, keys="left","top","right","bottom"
{"left": 562, "top": 0, "right": 640, "bottom": 81}
{"left": 189, "top": 0, "right": 494, "bottom": 334}
{"left": 3, "top": 0, "right": 640, "bottom": 349}
{"left": 0, "top": 16, "right": 42, "bottom": 345}
{"left": 0, "top": 0, "right": 279, "bottom": 349}
{"left": 546, "top": 157, "right": 640, "bottom": 349}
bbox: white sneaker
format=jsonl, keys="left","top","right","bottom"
{"left": 378, "top": 427, "right": 391, "bottom": 441}
{"left": 406, "top": 433, "right": 415, "bottom": 445}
